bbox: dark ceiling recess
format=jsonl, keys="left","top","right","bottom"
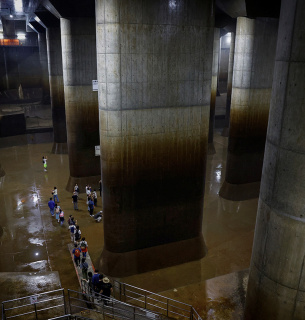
{"left": 246, "top": 0, "right": 281, "bottom": 18}
{"left": 35, "top": 8, "right": 60, "bottom": 28}
{"left": 42, "top": 0, "right": 95, "bottom": 18}
{"left": 28, "top": 20, "right": 45, "bottom": 33}
{"left": 215, "top": 4, "right": 237, "bottom": 35}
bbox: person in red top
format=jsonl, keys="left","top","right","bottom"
{"left": 72, "top": 243, "right": 81, "bottom": 267}
{"left": 80, "top": 237, "right": 88, "bottom": 258}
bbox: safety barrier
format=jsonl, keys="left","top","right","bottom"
{"left": 2, "top": 282, "right": 202, "bottom": 320}
{"left": 112, "top": 281, "right": 202, "bottom": 320}
{"left": 2, "top": 288, "right": 66, "bottom": 320}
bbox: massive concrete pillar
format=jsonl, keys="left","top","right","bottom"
{"left": 38, "top": 32, "right": 51, "bottom": 104}
{"left": 208, "top": 28, "right": 220, "bottom": 155}
{"left": 46, "top": 26, "right": 68, "bottom": 154}
{"left": 96, "top": 0, "right": 214, "bottom": 277}
{"left": 61, "top": 17, "right": 100, "bottom": 191}
{"left": 244, "top": 0, "right": 305, "bottom": 318}
{"left": 219, "top": 17, "right": 278, "bottom": 201}
{"left": 221, "top": 32, "right": 235, "bottom": 137}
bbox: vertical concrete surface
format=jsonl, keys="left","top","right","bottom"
{"left": 38, "top": 32, "right": 51, "bottom": 104}
{"left": 2, "top": 46, "right": 41, "bottom": 90}
{"left": 244, "top": 0, "right": 305, "bottom": 318}
{"left": 219, "top": 17, "right": 278, "bottom": 201}
{"left": 221, "top": 32, "right": 235, "bottom": 137}
{"left": 61, "top": 17, "right": 100, "bottom": 191}
{"left": 208, "top": 28, "right": 220, "bottom": 155}
{"left": 0, "top": 163, "right": 5, "bottom": 177}
{"left": 218, "top": 34, "right": 230, "bottom": 93}
{"left": 46, "top": 26, "right": 68, "bottom": 154}
{"left": 96, "top": 0, "right": 214, "bottom": 277}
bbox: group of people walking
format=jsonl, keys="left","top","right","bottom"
{"left": 48, "top": 187, "right": 63, "bottom": 224}
{"left": 43, "top": 156, "right": 111, "bottom": 304}
{"left": 71, "top": 184, "right": 98, "bottom": 217}
{"left": 69, "top": 216, "right": 113, "bottom": 305}
{"left": 82, "top": 270, "right": 113, "bottom": 305}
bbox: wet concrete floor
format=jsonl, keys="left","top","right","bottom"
{"left": 0, "top": 130, "right": 258, "bottom": 319}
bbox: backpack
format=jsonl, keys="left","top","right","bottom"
{"left": 75, "top": 230, "right": 80, "bottom": 241}
{"left": 70, "top": 225, "right": 75, "bottom": 233}
{"left": 80, "top": 241, "right": 87, "bottom": 249}
{"left": 74, "top": 248, "right": 81, "bottom": 257}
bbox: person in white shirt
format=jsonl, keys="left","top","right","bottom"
{"left": 52, "top": 187, "right": 59, "bottom": 203}
{"left": 92, "top": 190, "right": 97, "bottom": 206}
{"left": 42, "top": 156, "right": 47, "bottom": 171}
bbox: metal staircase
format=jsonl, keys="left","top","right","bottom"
{"left": 2, "top": 281, "right": 202, "bottom": 320}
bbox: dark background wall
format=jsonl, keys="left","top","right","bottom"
{"left": 0, "top": 46, "right": 42, "bottom": 91}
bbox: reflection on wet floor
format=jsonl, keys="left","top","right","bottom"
{"left": 0, "top": 131, "right": 258, "bottom": 319}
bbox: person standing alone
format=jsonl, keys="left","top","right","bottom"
{"left": 42, "top": 156, "right": 47, "bottom": 171}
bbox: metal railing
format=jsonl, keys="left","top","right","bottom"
{"left": 111, "top": 281, "right": 202, "bottom": 320}
{"left": 68, "top": 288, "right": 162, "bottom": 320}
{"left": 2, "top": 282, "right": 202, "bottom": 320}
{"left": 2, "top": 288, "right": 66, "bottom": 320}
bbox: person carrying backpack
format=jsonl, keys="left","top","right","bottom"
{"left": 72, "top": 243, "right": 81, "bottom": 266}
{"left": 75, "top": 226, "right": 81, "bottom": 242}
{"left": 69, "top": 223, "right": 76, "bottom": 242}
{"left": 80, "top": 237, "right": 88, "bottom": 258}
{"left": 80, "top": 258, "right": 89, "bottom": 280}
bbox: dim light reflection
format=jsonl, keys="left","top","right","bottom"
{"left": 17, "top": 33, "right": 26, "bottom": 40}
{"left": 14, "top": 0, "right": 23, "bottom": 12}
{"left": 32, "top": 193, "right": 39, "bottom": 203}
{"left": 169, "top": 0, "right": 176, "bottom": 10}
{"left": 215, "top": 170, "right": 221, "bottom": 183}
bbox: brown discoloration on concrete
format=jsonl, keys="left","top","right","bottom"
{"left": 0, "top": 132, "right": 258, "bottom": 318}
{"left": 99, "top": 105, "right": 209, "bottom": 276}
{"left": 220, "top": 18, "right": 278, "bottom": 201}
{"left": 60, "top": 17, "right": 100, "bottom": 191}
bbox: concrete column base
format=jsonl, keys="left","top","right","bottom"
{"left": 100, "top": 235, "right": 207, "bottom": 277}
{"left": 221, "top": 127, "right": 229, "bottom": 137}
{"left": 208, "top": 142, "right": 216, "bottom": 155}
{"left": 219, "top": 180, "right": 260, "bottom": 201}
{"left": 66, "top": 175, "right": 101, "bottom": 193}
{"left": 51, "top": 142, "right": 68, "bottom": 154}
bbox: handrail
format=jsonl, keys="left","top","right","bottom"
{"left": 1, "top": 288, "right": 64, "bottom": 303}
{"left": 115, "top": 281, "right": 192, "bottom": 307}
{"left": 2, "top": 289, "right": 65, "bottom": 320}
{"left": 112, "top": 280, "right": 200, "bottom": 320}
{"left": 2, "top": 284, "right": 202, "bottom": 320}
{"left": 4, "top": 296, "right": 63, "bottom": 311}
{"left": 68, "top": 288, "right": 160, "bottom": 320}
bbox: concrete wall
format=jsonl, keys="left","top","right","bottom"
{"left": 0, "top": 46, "right": 42, "bottom": 91}
{"left": 96, "top": 0, "right": 214, "bottom": 276}
{"left": 61, "top": 17, "right": 100, "bottom": 191}
{"left": 219, "top": 17, "right": 278, "bottom": 201}
{"left": 46, "top": 26, "right": 67, "bottom": 154}
{"left": 245, "top": 0, "right": 305, "bottom": 318}
{"left": 38, "top": 32, "right": 50, "bottom": 103}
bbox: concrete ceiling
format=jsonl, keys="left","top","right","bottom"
{"left": 216, "top": 0, "right": 281, "bottom": 18}
{"left": 0, "top": 0, "right": 41, "bottom": 20}
{"left": 0, "top": 0, "right": 281, "bottom": 34}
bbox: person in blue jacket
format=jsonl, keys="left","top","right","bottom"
{"left": 48, "top": 198, "right": 55, "bottom": 216}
